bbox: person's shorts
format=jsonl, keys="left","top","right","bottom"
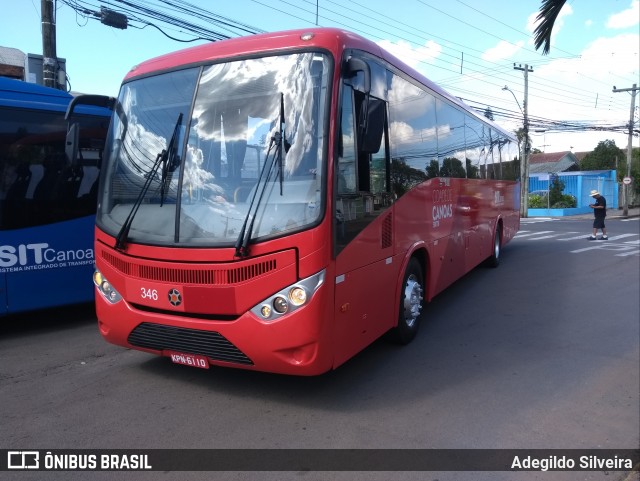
{"left": 593, "top": 217, "right": 606, "bottom": 229}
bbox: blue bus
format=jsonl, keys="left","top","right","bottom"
{"left": 0, "top": 77, "right": 112, "bottom": 315}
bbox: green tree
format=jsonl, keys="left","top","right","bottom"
{"left": 533, "top": 0, "right": 567, "bottom": 55}
{"left": 622, "top": 147, "right": 640, "bottom": 197}
{"left": 440, "top": 157, "right": 466, "bottom": 178}
{"left": 580, "top": 140, "right": 624, "bottom": 171}
{"left": 545, "top": 173, "right": 577, "bottom": 208}
{"left": 465, "top": 158, "right": 480, "bottom": 179}
{"left": 426, "top": 159, "right": 440, "bottom": 179}
{"left": 500, "top": 159, "right": 520, "bottom": 181}
{"left": 548, "top": 174, "right": 564, "bottom": 205}
{"left": 632, "top": 147, "right": 640, "bottom": 197}
{"left": 515, "top": 127, "right": 530, "bottom": 154}
{"left": 391, "top": 157, "right": 427, "bottom": 197}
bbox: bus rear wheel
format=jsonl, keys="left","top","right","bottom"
{"left": 485, "top": 226, "right": 501, "bottom": 268}
{"left": 387, "top": 257, "right": 424, "bottom": 344}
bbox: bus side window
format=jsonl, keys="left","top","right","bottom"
{"left": 6, "top": 162, "right": 32, "bottom": 200}
{"left": 335, "top": 84, "right": 390, "bottom": 254}
{"left": 354, "top": 91, "right": 371, "bottom": 192}
{"left": 337, "top": 85, "right": 357, "bottom": 196}
{"left": 354, "top": 92, "right": 386, "bottom": 193}
{"left": 33, "top": 152, "right": 65, "bottom": 203}
{"left": 3, "top": 162, "right": 33, "bottom": 229}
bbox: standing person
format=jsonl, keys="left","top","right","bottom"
{"left": 588, "top": 189, "right": 607, "bottom": 240}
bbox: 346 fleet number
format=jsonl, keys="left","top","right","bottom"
{"left": 140, "top": 287, "right": 158, "bottom": 300}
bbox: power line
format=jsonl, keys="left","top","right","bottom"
{"left": 275, "top": 0, "right": 632, "bottom": 118}
{"left": 56, "top": 0, "right": 637, "bottom": 142}
{"left": 59, "top": 0, "right": 264, "bottom": 42}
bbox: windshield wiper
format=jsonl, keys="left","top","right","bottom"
{"left": 277, "top": 93, "right": 285, "bottom": 195}
{"left": 234, "top": 94, "right": 290, "bottom": 258}
{"left": 160, "top": 112, "right": 183, "bottom": 206}
{"left": 114, "top": 113, "right": 183, "bottom": 251}
{"left": 234, "top": 137, "right": 278, "bottom": 258}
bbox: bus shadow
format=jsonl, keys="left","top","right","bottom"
{"left": 134, "top": 248, "right": 530, "bottom": 413}
{"left": 0, "top": 302, "right": 96, "bottom": 338}
{"left": 124, "top": 242, "right": 627, "bottom": 421}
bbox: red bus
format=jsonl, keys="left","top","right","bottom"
{"left": 90, "top": 28, "right": 520, "bottom": 375}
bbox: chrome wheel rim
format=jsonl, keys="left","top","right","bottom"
{"left": 402, "top": 274, "right": 423, "bottom": 327}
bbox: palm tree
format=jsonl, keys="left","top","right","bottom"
{"left": 533, "top": 0, "right": 567, "bottom": 55}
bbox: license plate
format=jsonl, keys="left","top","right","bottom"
{"left": 168, "top": 351, "right": 209, "bottom": 369}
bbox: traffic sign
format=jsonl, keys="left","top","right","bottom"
{"left": 622, "top": 176, "right": 632, "bottom": 185}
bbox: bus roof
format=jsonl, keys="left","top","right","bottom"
{"left": 123, "top": 28, "right": 515, "bottom": 141}
{"left": 124, "top": 28, "right": 365, "bottom": 80}
{"left": 0, "top": 76, "right": 111, "bottom": 117}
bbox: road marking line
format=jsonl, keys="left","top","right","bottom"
{"left": 528, "top": 234, "right": 563, "bottom": 240}
{"left": 556, "top": 233, "right": 590, "bottom": 241}
{"left": 570, "top": 244, "right": 637, "bottom": 253}
{"left": 514, "top": 230, "right": 554, "bottom": 238}
{"left": 615, "top": 249, "right": 640, "bottom": 256}
{"left": 604, "top": 234, "right": 639, "bottom": 241}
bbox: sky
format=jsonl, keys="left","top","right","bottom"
{"left": 1, "top": 0, "right": 638, "bottom": 155}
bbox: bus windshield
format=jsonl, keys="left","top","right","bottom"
{"left": 98, "top": 52, "right": 330, "bottom": 248}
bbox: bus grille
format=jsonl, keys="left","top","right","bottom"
{"left": 101, "top": 251, "right": 276, "bottom": 285}
{"left": 128, "top": 323, "right": 253, "bottom": 365}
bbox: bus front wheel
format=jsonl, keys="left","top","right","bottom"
{"left": 387, "top": 257, "right": 424, "bottom": 345}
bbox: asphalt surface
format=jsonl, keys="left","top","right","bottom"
{"left": 1, "top": 215, "right": 638, "bottom": 481}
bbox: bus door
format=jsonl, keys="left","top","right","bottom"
{"left": 333, "top": 58, "right": 396, "bottom": 365}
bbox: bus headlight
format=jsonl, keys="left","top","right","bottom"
{"left": 93, "top": 269, "right": 122, "bottom": 304}
{"left": 251, "top": 269, "right": 325, "bottom": 321}
{"left": 260, "top": 305, "right": 272, "bottom": 318}
{"left": 273, "top": 296, "right": 289, "bottom": 314}
{"left": 288, "top": 287, "right": 307, "bottom": 306}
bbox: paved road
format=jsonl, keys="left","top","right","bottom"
{"left": 1, "top": 217, "right": 638, "bottom": 481}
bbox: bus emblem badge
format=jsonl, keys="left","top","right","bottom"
{"left": 168, "top": 289, "right": 182, "bottom": 306}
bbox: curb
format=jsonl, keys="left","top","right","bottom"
{"left": 525, "top": 210, "right": 640, "bottom": 221}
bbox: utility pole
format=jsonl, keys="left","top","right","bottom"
{"left": 514, "top": 63, "right": 533, "bottom": 217}
{"left": 612, "top": 83, "right": 638, "bottom": 217}
{"left": 41, "top": 0, "right": 59, "bottom": 89}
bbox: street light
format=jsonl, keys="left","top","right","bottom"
{"left": 502, "top": 85, "right": 522, "bottom": 113}
{"left": 503, "top": 85, "right": 529, "bottom": 217}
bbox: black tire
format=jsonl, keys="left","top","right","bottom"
{"left": 485, "top": 226, "right": 501, "bottom": 268}
{"left": 387, "top": 257, "right": 424, "bottom": 345}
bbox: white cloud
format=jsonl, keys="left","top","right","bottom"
{"left": 580, "top": 34, "right": 639, "bottom": 76}
{"left": 377, "top": 39, "right": 441, "bottom": 73}
{"left": 537, "top": 33, "right": 639, "bottom": 81}
{"left": 482, "top": 40, "right": 524, "bottom": 62}
{"left": 585, "top": 20, "right": 593, "bottom": 27}
{"left": 607, "top": 0, "right": 639, "bottom": 29}
{"left": 520, "top": 31, "right": 639, "bottom": 152}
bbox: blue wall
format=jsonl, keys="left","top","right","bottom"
{"left": 528, "top": 206, "right": 592, "bottom": 217}
{"left": 529, "top": 170, "right": 618, "bottom": 216}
